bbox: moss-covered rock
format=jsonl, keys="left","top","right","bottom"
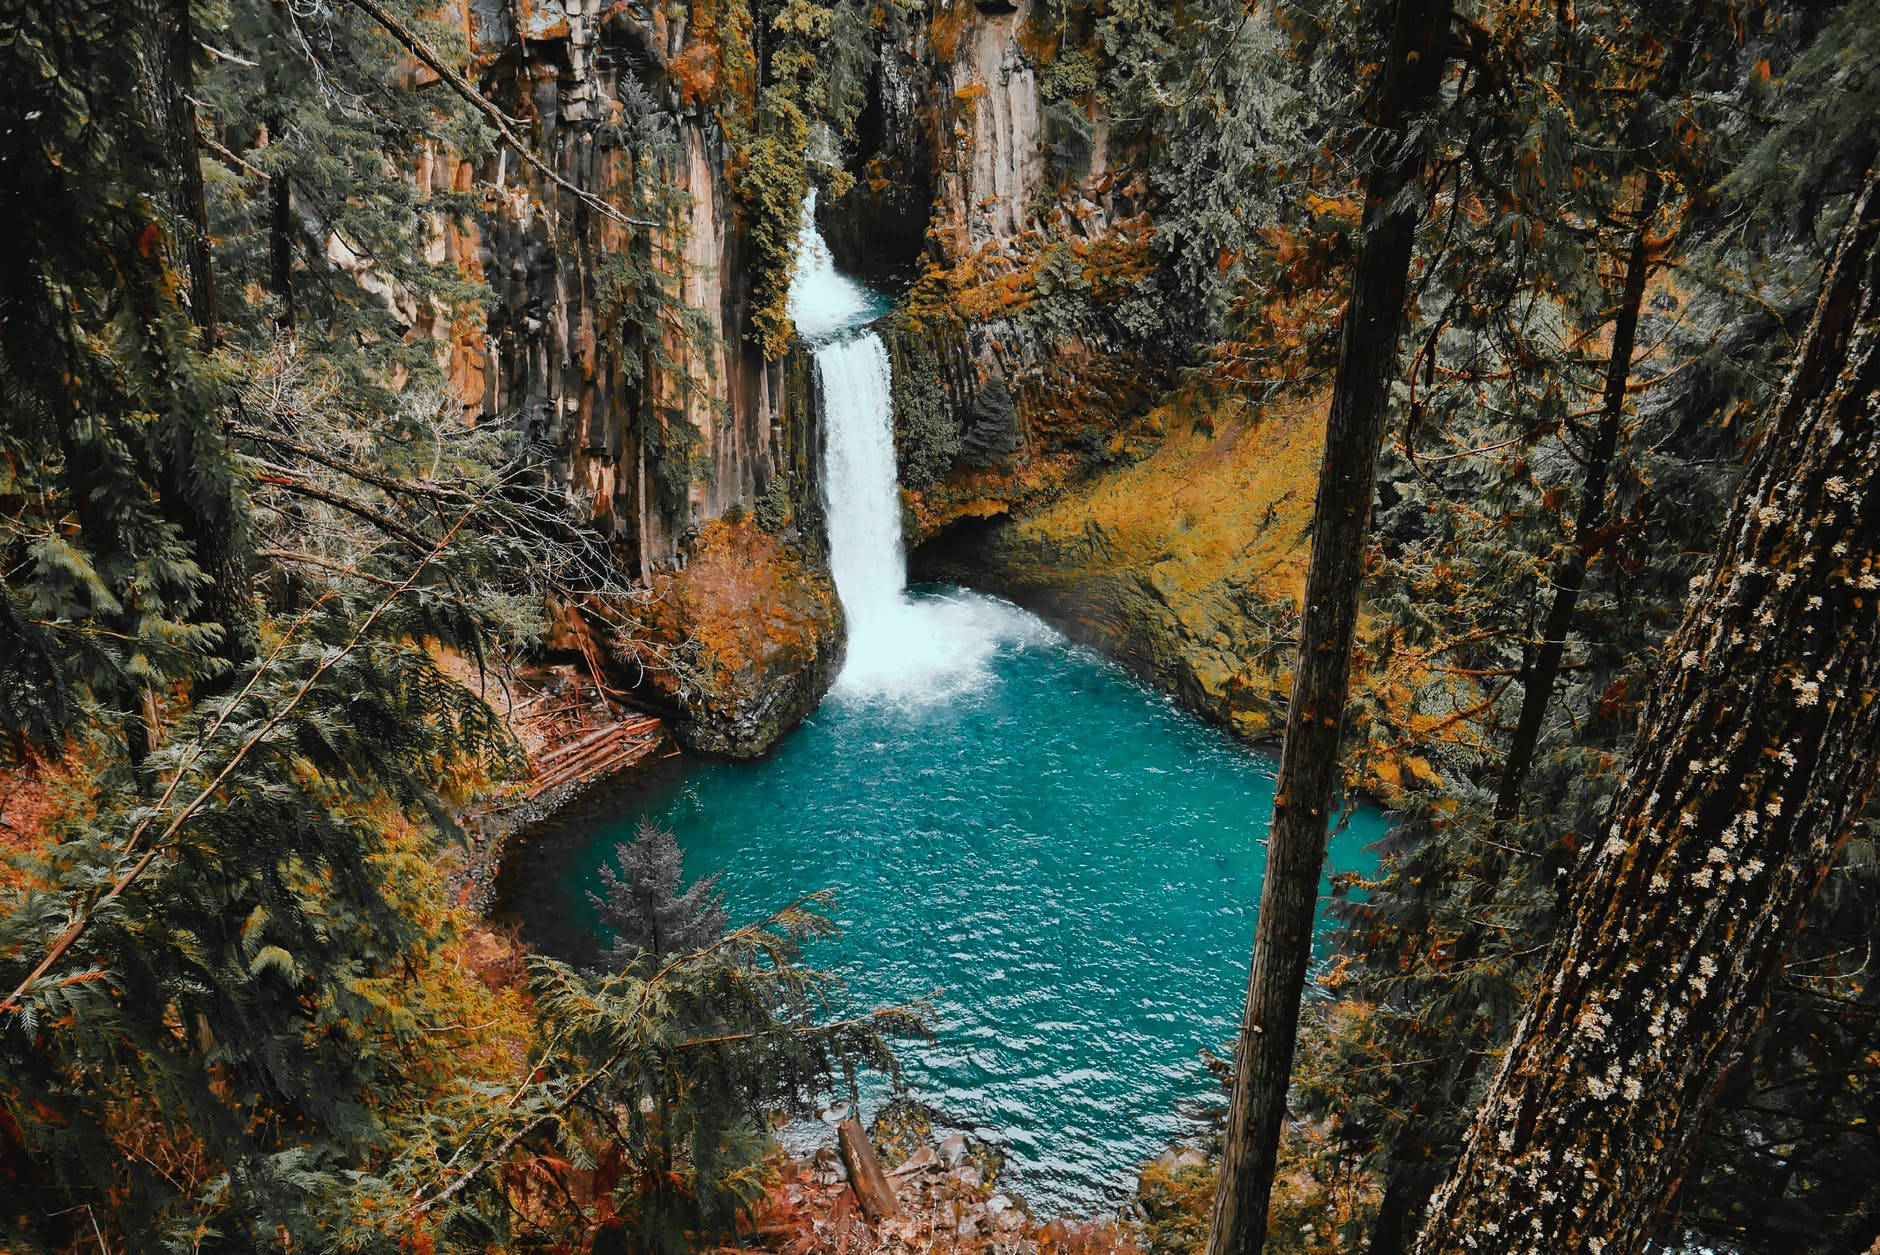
{"left": 622, "top": 519, "right": 844, "bottom": 758}
{"left": 915, "top": 393, "right": 1325, "bottom": 743}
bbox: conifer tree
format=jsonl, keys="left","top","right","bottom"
{"left": 1205, "top": 3, "right": 1453, "bottom": 1252}
{"left": 592, "top": 818, "right": 731, "bottom": 967}
{"left": 0, "top": 0, "right": 249, "bottom": 756}
{"left": 1415, "top": 160, "right": 1880, "bottom": 1255}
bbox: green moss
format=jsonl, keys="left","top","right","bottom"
{"left": 752, "top": 472, "right": 792, "bottom": 532}
{"left": 645, "top": 407, "right": 707, "bottom": 519}
{"left": 884, "top": 314, "right": 964, "bottom": 486}
{"left": 717, "top": 0, "right": 902, "bottom": 358}
{"left": 1038, "top": 46, "right": 1099, "bottom": 102}
{"left": 961, "top": 375, "right": 1021, "bottom": 467}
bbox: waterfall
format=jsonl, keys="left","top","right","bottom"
{"left": 788, "top": 195, "right": 1044, "bottom": 702}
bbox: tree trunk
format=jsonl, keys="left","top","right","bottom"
{"left": 837, "top": 1117, "right": 900, "bottom": 1221}
{"left": 1414, "top": 166, "right": 1880, "bottom": 1255}
{"left": 1203, "top": 5, "right": 1452, "bottom": 1254}
{"left": 1493, "top": 176, "right": 1666, "bottom": 821}
{"left": 1370, "top": 1153, "right": 1441, "bottom": 1255}
{"left": 1367, "top": 1049, "right": 1484, "bottom": 1255}
{"left": 267, "top": 0, "right": 295, "bottom": 331}
{"left": 270, "top": 171, "right": 296, "bottom": 331}
{"left": 142, "top": 0, "right": 217, "bottom": 339}
{"left": 140, "top": 0, "right": 250, "bottom": 672}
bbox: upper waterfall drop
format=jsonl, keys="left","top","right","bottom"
{"left": 787, "top": 195, "right": 1045, "bottom": 702}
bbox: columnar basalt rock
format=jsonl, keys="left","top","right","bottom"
{"left": 464, "top": 0, "right": 804, "bottom": 570}
{"left": 403, "top": 1, "right": 839, "bottom": 754}
{"left": 821, "top": 0, "right": 1159, "bottom": 545}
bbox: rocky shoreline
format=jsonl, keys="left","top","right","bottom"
{"left": 755, "top": 1110, "right": 1140, "bottom": 1255}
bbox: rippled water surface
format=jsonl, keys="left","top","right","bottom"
{"left": 546, "top": 592, "right": 1385, "bottom": 1212}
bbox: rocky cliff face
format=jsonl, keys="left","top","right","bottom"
{"left": 465, "top": 0, "right": 806, "bottom": 571}
{"left": 814, "top": 2, "right": 1331, "bottom": 751}
{"left": 915, "top": 393, "right": 1321, "bottom": 745}
{"left": 405, "top": 0, "right": 1267, "bottom": 758}
{"left": 820, "top": 0, "right": 1162, "bottom": 547}
{"left": 414, "top": 0, "right": 841, "bottom": 756}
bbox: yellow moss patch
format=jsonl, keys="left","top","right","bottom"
{"left": 958, "top": 391, "right": 1327, "bottom": 742}
{"left": 634, "top": 519, "right": 836, "bottom": 685}
{"left": 619, "top": 519, "right": 842, "bottom": 755}
{"left": 928, "top": 0, "right": 973, "bottom": 62}
{"left": 1018, "top": 391, "right": 1326, "bottom": 607}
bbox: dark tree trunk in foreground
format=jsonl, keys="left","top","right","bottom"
{"left": 1415, "top": 166, "right": 1880, "bottom": 1255}
{"left": 1203, "top": 4, "right": 1452, "bottom": 1254}
{"left": 143, "top": 0, "right": 217, "bottom": 338}
{"left": 1493, "top": 176, "right": 1665, "bottom": 822}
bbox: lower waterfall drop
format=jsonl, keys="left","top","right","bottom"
{"left": 789, "top": 195, "right": 1043, "bottom": 702}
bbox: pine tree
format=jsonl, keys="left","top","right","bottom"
{"left": 1414, "top": 160, "right": 1880, "bottom": 1255}
{"left": 0, "top": 0, "right": 249, "bottom": 758}
{"left": 592, "top": 817, "right": 730, "bottom": 967}
{"left": 406, "top": 893, "right": 923, "bottom": 1252}
{"left": 1205, "top": 3, "right": 1453, "bottom": 1253}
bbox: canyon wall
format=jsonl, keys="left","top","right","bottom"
{"left": 820, "top": 0, "right": 1164, "bottom": 545}
{"left": 817, "top": 1, "right": 1322, "bottom": 749}
{"left": 396, "top": 0, "right": 1302, "bottom": 755}
{"left": 424, "top": 0, "right": 842, "bottom": 756}
{"left": 463, "top": 0, "right": 807, "bottom": 569}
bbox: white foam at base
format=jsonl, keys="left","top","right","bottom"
{"left": 789, "top": 195, "right": 1052, "bottom": 705}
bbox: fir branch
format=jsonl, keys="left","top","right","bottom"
{"left": 405, "top": 890, "right": 846, "bottom": 1216}
{"left": 254, "top": 547, "right": 404, "bottom": 587}
{"left": 197, "top": 132, "right": 270, "bottom": 181}
{"left": 252, "top": 469, "right": 437, "bottom": 553}
{"left": 234, "top": 423, "right": 472, "bottom": 503}
{"left": 670, "top": 999, "right": 936, "bottom": 1050}
{"left": 0, "top": 499, "right": 486, "bottom": 1014}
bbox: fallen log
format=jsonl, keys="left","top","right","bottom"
{"left": 837, "top": 1117, "right": 900, "bottom": 1221}
{"left": 525, "top": 724, "right": 670, "bottom": 799}
{"left": 535, "top": 721, "right": 624, "bottom": 766}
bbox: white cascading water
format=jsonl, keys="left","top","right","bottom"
{"left": 788, "top": 195, "right": 1045, "bottom": 702}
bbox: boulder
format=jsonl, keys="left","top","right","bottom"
{"left": 891, "top": 1145, "right": 939, "bottom": 1176}
{"left": 619, "top": 519, "right": 844, "bottom": 758}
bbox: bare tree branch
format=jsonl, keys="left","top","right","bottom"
{"left": 340, "top": 0, "right": 658, "bottom": 230}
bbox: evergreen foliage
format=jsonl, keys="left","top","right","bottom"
{"left": 0, "top": 0, "right": 248, "bottom": 757}
{"left": 592, "top": 817, "right": 731, "bottom": 967}
{"left": 5, "top": 0, "right": 1880, "bottom": 1247}
{"left": 0, "top": 0, "right": 914, "bottom": 1246}
{"left": 411, "top": 893, "right": 924, "bottom": 1252}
